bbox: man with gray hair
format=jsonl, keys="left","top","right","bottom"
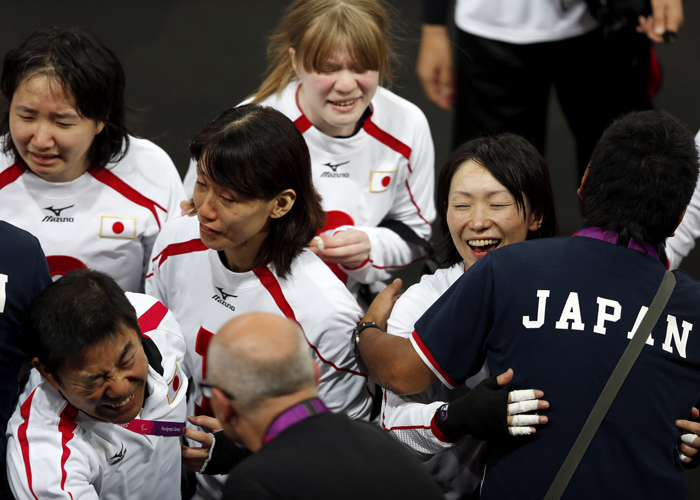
{"left": 204, "top": 312, "right": 444, "bottom": 499}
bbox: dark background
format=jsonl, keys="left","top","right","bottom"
{"left": 2, "top": 1, "right": 699, "bottom": 495}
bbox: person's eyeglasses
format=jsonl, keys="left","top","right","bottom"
{"left": 199, "top": 381, "right": 235, "bottom": 400}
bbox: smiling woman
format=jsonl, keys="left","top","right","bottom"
{"left": 359, "top": 134, "right": 557, "bottom": 497}
{"left": 0, "top": 27, "right": 185, "bottom": 292}
{"left": 183, "top": 0, "right": 436, "bottom": 307}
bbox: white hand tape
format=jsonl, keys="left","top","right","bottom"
{"left": 313, "top": 236, "right": 324, "bottom": 252}
{"left": 681, "top": 433, "right": 699, "bottom": 446}
{"left": 510, "top": 426, "right": 533, "bottom": 436}
{"left": 511, "top": 415, "right": 540, "bottom": 426}
{"left": 509, "top": 389, "right": 536, "bottom": 403}
{"left": 679, "top": 452, "right": 689, "bottom": 462}
{"left": 508, "top": 400, "right": 540, "bottom": 415}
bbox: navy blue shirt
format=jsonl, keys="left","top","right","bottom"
{"left": 414, "top": 235, "right": 700, "bottom": 499}
{"left": 0, "top": 221, "right": 51, "bottom": 465}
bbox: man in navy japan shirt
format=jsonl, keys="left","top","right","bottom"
{"left": 362, "top": 110, "right": 700, "bottom": 500}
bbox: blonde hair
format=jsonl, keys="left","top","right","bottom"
{"left": 254, "top": 0, "right": 397, "bottom": 103}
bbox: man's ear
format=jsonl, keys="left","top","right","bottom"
{"left": 670, "top": 209, "right": 687, "bottom": 237}
{"left": 270, "top": 189, "right": 297, "bottom": 219}
{"left": 211, "top": 387, "right": 237, "bottom": 423}
{"left": 312, "top": 360, "right": 321, "bottom": 388}
{"left": 577, "top": 166, "right": 590, "bottom": 200}
{"left": 33, "top": 357, "right": 61, "bottom": 391}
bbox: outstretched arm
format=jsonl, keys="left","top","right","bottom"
{"left": 358, "top": 279, "right": 437, "bottom": 395}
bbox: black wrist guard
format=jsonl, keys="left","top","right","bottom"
{"left": 432, "top": 374, "right": 509, "bottom": 441}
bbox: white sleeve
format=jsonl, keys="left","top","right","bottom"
{"left": 381, "top": 276, "right": 455, "bottom": 456}
{"left": 7, "top": 395, "right": 100, "bottom": 500}
{"left": 381, "top": 388, "right": 455, "bottom": 459}
{"left": 145, "top": 228, "right": 171, "bottom": 307}
{"left": 310, "top": 292, "right": 372, "bottom": 420}
{"left": 666, "top": 145, "right": 700, "bottom": 269}
{"left": 183, "top": 158, "right": 197, "bottom": 198}
{"left": 340, "top": 114, "right": 436, "bottom": 284}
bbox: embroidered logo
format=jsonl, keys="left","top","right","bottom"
{"left": 109, "top": 442, "right": 127, "bottom": 465}
{"left": 369, "top": 169, "right": 398, "bottom": 193}
{"left": 100, "top": 216, "right": 136, "bottom": 240}
{"left": 42, "top": 205, "right": 75, "bottom": 223}
{"left": 321, "top": 161, "right": 350, "bottom": 178}
{"left": 212, "top": 287, "right": 236, "bottom": 311}
{"left": 167, "top": 363, "right": 183, "bottom": 404}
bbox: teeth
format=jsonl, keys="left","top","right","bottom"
{"left": 107, "top": 395, "right": 131, "bottom": 408}
{"left": 469, "top": 239, "right": 499, "bottom": 247}
{"left": 334, "top": 99, "right": 356, "bottom": 106}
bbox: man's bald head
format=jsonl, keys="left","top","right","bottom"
{"left": 207, "top": 313, "right": 316, "bottom": 412}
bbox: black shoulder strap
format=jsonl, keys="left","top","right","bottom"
{"left": 378, "top": 219, "right": 438, "bottom": 275}
{"left": 378, "top": 219, "right": 434, "bottom": 258}
{"left": 543, "top": 270, "right": 676, "bottom": 500}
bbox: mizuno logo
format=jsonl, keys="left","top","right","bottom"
{"left": 215, "top": 287, "right": 237, "bottom": 301}
{"left": 323, "top": 161, "right": 349, "bottom": 172}
{"left": 212, "top": 287, "right": 236, "bottom": 312}
{"left": 44, "top": 205, "right": 74, "bottom": 217}
{"left": 109, "top": 442, "right": 127, "bottom": 465}
{"left": 42, "top": 205, "right": 75, "bottom": 223}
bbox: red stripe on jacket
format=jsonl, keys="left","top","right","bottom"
{"left": 0, "top": 163, "right": 25, "bottom": 190}
{"left": 151, "top": 239, "right": 208, "bottom": 269}
{"left": 89, "top": 168, "right": 167, "bottom": 229}
{"left": 19, "top": 391, "right": 79, "bottom": 500}
{"left": 253, "top": 266, "right": 366, "bottom": 378}
{"left": 411, "top": 330, "right": 457, "bottom": 389}
{"left": 363, "top": 118, "right": 412, "bottom": 162}
{"left": 58, "top": 405, "right": 78, "bottom": 499}
{"left": 18, "top": 389, "right": 40, "bottom": 500}
{"left": 138, "top": 301, "right": 169, "bottom": 338}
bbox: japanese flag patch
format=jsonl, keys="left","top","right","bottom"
{"left": 167, "top": 363, "right": 183, "bottom": 404}
{"left": 369, "top": 169, "right": 398, "bottom": 193}
{"left": 100, "top": 216, "right": 136, "bottom": 239}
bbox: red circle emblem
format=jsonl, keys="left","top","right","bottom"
{"left": 112, "top": 222, "right": 124, "bottom": 234}
{"left": 381, "top": 176, "right": 391, "bottom": 187}
{"left": 173, "top": 375, "right": 180, "bottom": 391}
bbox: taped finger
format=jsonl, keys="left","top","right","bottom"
{"left": 511, "top": 415, "right": 540, "bottom": 427}
{"left": 681, "top": 433, "right": 699, "bottom": 446}
{"left": 508, "top": 400, "right": 540, "bottom": 415}
{"left": 312, "top": 236, "right": 324, "bottom": 252}
{"left": 509, "top": 389, "right": 536, "bottom": 403}
{"left": 679, "top": 452, "right": 689, "bottom": 462}
{"left": 509, "top": 426, "right": 533, "bottom": 436}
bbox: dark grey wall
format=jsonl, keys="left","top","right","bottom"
{"left": 2, "top": 3, "right": 700, "bottom": 493}
{"left": 2, "top": 2, "right": 699, "bottom": 264}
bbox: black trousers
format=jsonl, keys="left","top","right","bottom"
{"left": 453, "top": 26, "right": 652, "bottom": 181}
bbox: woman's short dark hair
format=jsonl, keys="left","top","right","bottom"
{"left": 189, "top": 104, "right": 325, "bottom": 278}
{"left": 1, "top": 26, "right": 129, "bottom": 168}
{"left": 28, "top": 269, "right": 141, "bottom": 382}
{"left": 582, "top": 110, "right": 699, "bottom": 246}
{"left": 436, "top": 133, "right": 558, "bottom": 266}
